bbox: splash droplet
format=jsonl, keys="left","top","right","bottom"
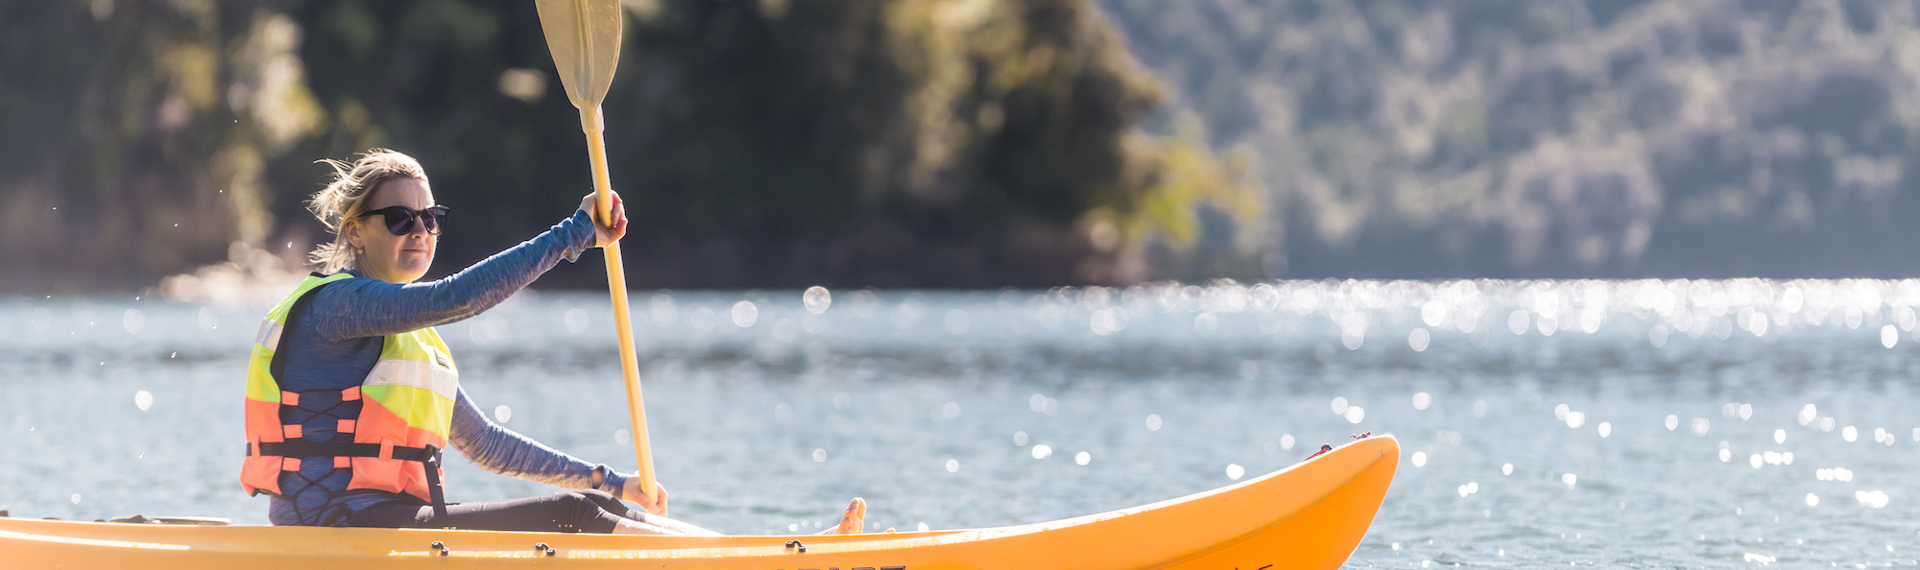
{"left": 197, "top": 307, "right": 218, "bottom": 331}
{"left": 563, "top": 308, "right": 589, "bottom": 335}
{"left": 803, "top": 286, "right": 832, "bottom": 314}
{"left": 731, "top": 301, "right": 759, "bottom": 328}
{"left": 122, "top": 309, "right": 144, "bottom": 335}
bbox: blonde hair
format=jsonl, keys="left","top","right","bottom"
{"left": 306, "top": 149, "right": 429, "bottom": 273}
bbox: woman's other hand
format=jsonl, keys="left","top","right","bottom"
{"left": 622, "top": 478, "right": 668, "bottom": 517}
{"left": 579, "top": 191, "right": 628, "bottom": 247}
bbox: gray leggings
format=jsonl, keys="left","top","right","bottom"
{"left": 346, "top": 489, "right": 642, "bottom": 533}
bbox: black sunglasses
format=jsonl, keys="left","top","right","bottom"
{"left": 358, "top": 205, "right": 450, "bottom": 236}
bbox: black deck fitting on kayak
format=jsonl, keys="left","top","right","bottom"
{"left": 785, "top": 539, "right": 806, "bottom": 553}
{"left": 535, "top": 542, "right": 555, "bottom": 556}
{"left": 431, "top": 541, "right": 449, "bottom": 556}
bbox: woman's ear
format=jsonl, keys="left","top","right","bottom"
{"left": 344, "top": 219, "right": 364, "bottom": 250}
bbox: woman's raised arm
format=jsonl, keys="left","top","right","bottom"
{"left": 306, "top": 210, "right": 598, "bottom": 341}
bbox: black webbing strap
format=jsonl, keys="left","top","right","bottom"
{"left": 421, "top": 446, "right": 450, "bottom": 526}
{"left": 250, "top": 440, "right": 439, "bottom": 462}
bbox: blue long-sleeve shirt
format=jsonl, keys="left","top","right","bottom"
{"left": 266, "top": 210, "right": 629, "bottom": 526}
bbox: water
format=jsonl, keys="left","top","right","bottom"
{"left": 2, "top": 280, "right": 1917, "bottom": 568}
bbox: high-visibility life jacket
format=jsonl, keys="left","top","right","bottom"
{"left": 240, "top": 272, "right": 460, "bottom": 512}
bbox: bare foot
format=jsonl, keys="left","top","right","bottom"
{"left": 818, "top": 497, "right": 866, "bottom": 535}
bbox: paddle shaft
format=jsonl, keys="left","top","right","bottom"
{"left": 580, "top": 104, "right": 657, "bottom": 500}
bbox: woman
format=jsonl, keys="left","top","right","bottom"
{"left": 240, "top": 149, "right": 865, "bottom": 535}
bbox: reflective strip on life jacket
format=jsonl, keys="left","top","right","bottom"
{"left": 364, "top": 358, "right": 459, "bottom": 401}
{"left": 255, "top": 319, "right": 283, "bottom": 350}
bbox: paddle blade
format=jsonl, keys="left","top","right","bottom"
{"left": 535, "top": 0, "right": 623, "bottom": 109}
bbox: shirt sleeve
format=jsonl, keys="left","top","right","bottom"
{"left": 445, "top": 386, "right": 629, "bottom": 497}
{"left": 307, "top": 210, "right": 598, "bottom": 342}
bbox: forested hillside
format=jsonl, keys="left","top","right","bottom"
{"left": 1103, "top": 0, "right": 1920, "bottom": 278}
{"left": 10, "top": 0, "right": 1920, "bottom": 292}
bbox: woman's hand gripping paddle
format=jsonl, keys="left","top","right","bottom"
{"left": 535, "top": 0, "right": 660, "bottom": 511}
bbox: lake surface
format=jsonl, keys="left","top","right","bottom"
{"left": 2, "top": 279, "right": 1917, "bottom": 568}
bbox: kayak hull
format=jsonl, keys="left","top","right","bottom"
{"left": 0, "top": 436, "right": 1397, "bottom": 569}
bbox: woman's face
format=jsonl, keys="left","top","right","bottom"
{"left": 347, "top": 177, "right": 437, "bottom": 284}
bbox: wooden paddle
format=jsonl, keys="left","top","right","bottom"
{"left": 534, "top": 0, "right": 658, "bottom": 503}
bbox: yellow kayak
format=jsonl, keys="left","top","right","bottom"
{"left": 0, "top": 435, "right": 1396, "bottom": 569}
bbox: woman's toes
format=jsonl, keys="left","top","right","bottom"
{"left": 833, "top": 497, "right": 867, "bottom": 535}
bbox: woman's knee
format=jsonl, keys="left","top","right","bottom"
{"left": 559, "top": 491, "right": 600, "bottom": 513}
{"left": 576, "top": 489, "right": 630, "bottom": 513}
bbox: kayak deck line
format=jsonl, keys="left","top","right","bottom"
{"left": 0, "top": 528, "right": 192, "bottom": 551}
{"left": 0, "top": 435, "right": 1398, "bottom": 570}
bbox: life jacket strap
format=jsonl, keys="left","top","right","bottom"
{"left": 249, "top": 440, "right": 439, "bottom": 462}
{"left": 250, "top": 441, "right": 451, "bottom": 527}
{"left": 421, "top": 447, "right": 451, "bottom": 527}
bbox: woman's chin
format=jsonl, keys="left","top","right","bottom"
{"left": 393, "top": 260, "right": 432, "bottom": 282}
